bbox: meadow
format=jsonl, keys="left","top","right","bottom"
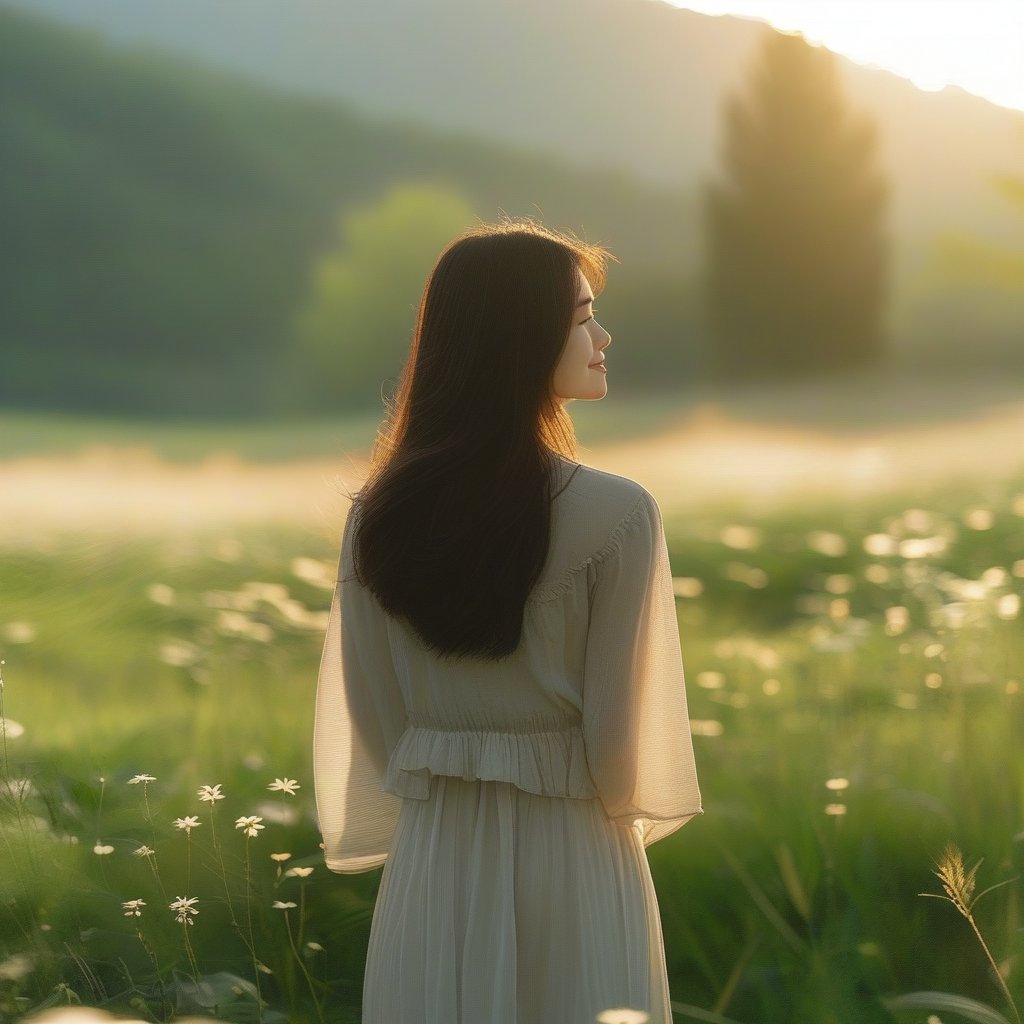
{"left": 1, "top": 400, "right": 1023, "bottom": 1024}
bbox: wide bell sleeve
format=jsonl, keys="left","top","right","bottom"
{"left": 313, "top": 511, "right": 407, "bottom": 873}
{"left": 581, "top": 489, "right": 704, "bottom": 847}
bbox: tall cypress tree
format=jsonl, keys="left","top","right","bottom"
{"left": 701, "top": 28, "right": 890, "bottom": 379}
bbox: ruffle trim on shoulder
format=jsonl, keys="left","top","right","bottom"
{"left": 528, "top": 492, "right": 648, "bottom": 603}
{"left": 382, "top": 722, "right": 599, "bottom": 801}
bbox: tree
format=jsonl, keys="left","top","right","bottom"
{"left": 929, "top": 161, "right": 1024, "bottom": 291}
{"left": 904, "top": 147, "right": 1024, "bottom": 372}
{"left": 283, "top": 183, "right": 477, "bottom": 411}
{"left": 700, "top": 28, "right": 890, "bottom": 380}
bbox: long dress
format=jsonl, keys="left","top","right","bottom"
{"left": 313, "top": 454, "right": 703, "bottom": 1024}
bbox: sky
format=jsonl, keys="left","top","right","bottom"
{"left": 661, "top": 0, "right": 1024, "bottom": 114}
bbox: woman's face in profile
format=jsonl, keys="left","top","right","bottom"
{"left": 552, "top": 270, "right": 611, "bottom": 404}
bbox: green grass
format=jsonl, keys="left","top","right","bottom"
{"left": 2, "top": 469, "right": 1023, "bottom": 1022}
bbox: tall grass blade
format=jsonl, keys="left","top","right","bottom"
{"left": 670, "top": 1000, "right": 749, "bottom": 1024}
{"left": 882, "top": 991, "right": 1012, "bottom": 1024}
{"left": 716, "top": 844, "right": 808, "bottom": 956}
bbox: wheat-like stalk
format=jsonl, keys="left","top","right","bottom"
{"left": 920, "top": 841, "right": 1021, "bottom": 1024}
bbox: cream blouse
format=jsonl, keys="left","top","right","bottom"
{"left": 313, "top": 456, "right": 703, "bottom": 873}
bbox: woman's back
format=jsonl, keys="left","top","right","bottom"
{"left": 311, "top": 218, "right": 701, "bottom": 1023}
{"left": 313, "top": 456, "right": 702, "bottom": 1023}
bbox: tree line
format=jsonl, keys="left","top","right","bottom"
{"left": 291, "top": 28, "right": 892, "bottom": 406}
{"left": 3, "top": 7, "right": 1022, "bottom": 418}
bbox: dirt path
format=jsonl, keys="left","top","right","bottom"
{"left": 4, "top": 392, "right": 1024, "bottom": 546}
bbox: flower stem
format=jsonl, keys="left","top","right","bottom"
{"left": 284, "top": 907, "right": 325, "bottom": 1024}
{"left": 135, "top": 926, "right": 170, "bottom": 1020}
{"left": 244, "top": 837, "right": 264, "bottom": 1024}
{"left": 964, "top": 910, "right": 1021, "bottom": 1024}
{"left": 181, "top": 921, "right": 200, "bottom": 981}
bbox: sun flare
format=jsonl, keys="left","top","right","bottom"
{"left": 663, "top": 0, "right": 1024, "bottom": 113}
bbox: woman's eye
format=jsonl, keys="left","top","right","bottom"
{"left": 579, "top": 309, "right": 596, "bottom": 325}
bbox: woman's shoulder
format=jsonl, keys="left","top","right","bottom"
{"left": 557, "top": 457, "right": 654, "bottom": 513}
{"left": 552, "top": 458, "right": 660, "bottom": 556}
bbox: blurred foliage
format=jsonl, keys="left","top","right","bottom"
{"left": 0, "top": 5, "right": 700, "bottom": 419}
{"left": 929, "top": 171, "right": 1024, "bottom": 293}
{"left": 701, "top": 28, "right": 890, "bottom": 379}
{"left": 899, "top": 161, "right": 1024, "bottom": 374}
{"left": 285, "top": 185, "right": 477, "bottom": 409}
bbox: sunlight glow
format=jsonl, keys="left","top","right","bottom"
{"left": 661, "top": 0, "right": 1024, "bottom": 113}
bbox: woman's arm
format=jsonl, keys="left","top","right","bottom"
{"left": 581, "top": 489, "right": 703, "bottom": 846}
{"left": 313, "top": 511, "right": 407, "bottom": 873}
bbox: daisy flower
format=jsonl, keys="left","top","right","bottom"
{"left": 127, "top": 774, "right": 157, "bottom": 785}
{"left": 235, "top": 815, "right": 265, "bottom": 838}
{"left": 267, "top": 778, "right": 301, "bottom": 796}
{"left": 197, "top": 783, "right": 225, "bottom": 802}
{"left": 122, "top": 899, "right": 146, "bottom": 918}
{"left": 133, "top": 845, "right": 155, "bottom": 858}
{"left": 168, "top": 895, "right": 199, "bottom": 925}
{"left": 172, "top": 816, "right": 201, "bottom": 834}
{"left": 272, "top": 901, "right": 297, "bottom": 910}
{"left": 285, "top": 866, "right": 314, "bottom": 878}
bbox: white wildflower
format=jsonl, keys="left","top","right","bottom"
{"left": 122, "top": 898, "right": 146, "bottom": 918}
{"left": 267, "top": 777, "right": 301, "bottom": 795}
{"left": 172, "top": 816, "right": 201, "bottom": 834}
{"left": 235, "top": 815, "right": 265, "bottom": 838}
{"left": 197, "top": 783, "right": 225, "bottom": 802}
{"left": 169, "top": 895, "right": 199, "bottom": 925}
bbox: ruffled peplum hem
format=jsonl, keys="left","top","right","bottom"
{"left": 382, "top": 721, "right": 599, "bottom": 801}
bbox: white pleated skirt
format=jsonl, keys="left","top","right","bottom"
{"left": 362, "top": 774, "right": 672, "bottom": 1024}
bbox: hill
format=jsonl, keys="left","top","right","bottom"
{"left": 8, "top": 0, "right": 1024, "bottom": 382}
{"left": 0, "top": 5, "right": 698, "bottom": 415}
{"left": 8, "top": 0, "right": 1024, "bottom": 264}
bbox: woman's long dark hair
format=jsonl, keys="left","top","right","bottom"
{"left": 346, "top": 218, "right": 612, "bottom": 662}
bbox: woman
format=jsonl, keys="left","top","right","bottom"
{"left": 313, "top": 218, "right": 703, "bottom": 1024}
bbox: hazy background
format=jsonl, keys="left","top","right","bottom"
{"left": 2, "top": 5, "right": 1024, "bottom": 1022}
{"left": 2, "top": 0, "right": 1023, "bottom": 424}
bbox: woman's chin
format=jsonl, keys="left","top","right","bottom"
{"left": 555, "top": 382, "right": 608, "bottom": 402}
